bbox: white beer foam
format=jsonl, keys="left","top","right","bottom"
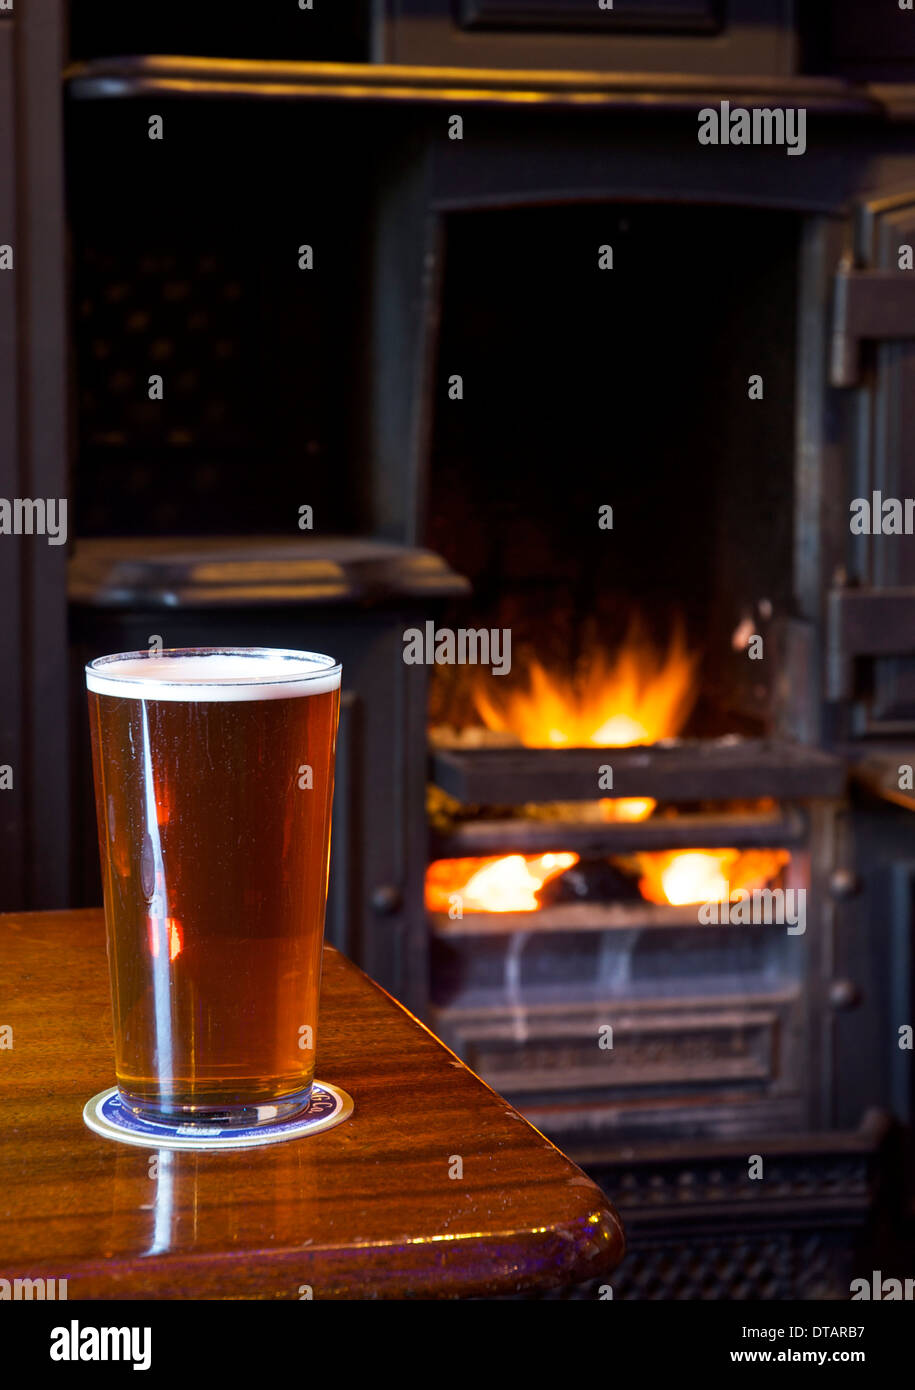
{"left": 86, "top": 650, "right": 341, "bottom": 702}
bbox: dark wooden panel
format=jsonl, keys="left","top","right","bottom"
{"left": 15, "top": 0, "right": 70, "bottom": 909}
{"left": 0, "top": 4, "right": 69, "bottom": 911}
{"left": 0, "top": 24, "right": 24, "bottom": 907}
{"left": 0, "top": 909, "right": 623, "bottom": 1298}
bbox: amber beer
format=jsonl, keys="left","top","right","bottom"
{"left": 86, "top": 647, "right": 341, "bottom": 1127}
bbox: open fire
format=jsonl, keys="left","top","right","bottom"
{"left": 425, "top": 852, "right": 579, "bottom": 914}
{"left": 425, "top": 846, "right": 789, "bottom": 913}
{"left": 472, "top": 621, "right": 697, "bottom": 750}
{"left": 634, "top": 847, "right": 790, "bottom": 908}
{"left": 473, "top": 619, "right": 695, "bottom": 825}
{"left": 426, "top": 623, "right": 788, "bottom": 912}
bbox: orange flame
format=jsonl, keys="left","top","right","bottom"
{"left": 635, "top": 849, "right": 790, "bottom": 907}
{"left": 472, "top": 622, "right": 698, "bottom": 750}
{"left": 425, "top": 853, "right": 579, "bottom": 914}
{"left": 472, "top": 622, "right": 697, "bottom": 823}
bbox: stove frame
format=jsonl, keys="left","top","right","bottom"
{"left": 427, "top": 740, "right": 847, "bottom": 1145}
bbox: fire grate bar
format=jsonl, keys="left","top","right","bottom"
{"left": 431, "top": 808, "right": 807, "bottom": 859}
{"left": 429, "top": 738, "right": 845, "bottom": 805}
{"left": 429, "top": 902, "right": 761, "bottom": 937}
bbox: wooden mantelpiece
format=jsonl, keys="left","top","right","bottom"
{"left": 0, "top": 910, "right": 623, "bottom": 1299}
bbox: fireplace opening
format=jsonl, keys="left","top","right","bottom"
{"left": 419, "top": 199, "right": 835, "bottom": 1148}
{"left": 425, "top": 200, "right": 799, "bottom": 741}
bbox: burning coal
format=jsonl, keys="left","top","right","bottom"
{"left": 426, "top": 621, "right": 788, "bottom": 913}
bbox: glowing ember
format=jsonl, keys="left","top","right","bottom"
{"left": 426, "top": 853, "right": 579, "bottom": 914}
{"left": 600, "top": 797, "right": 656, "bottom": 824}
{"left": 635, "top": 848, "right": 790, "bottom": 907}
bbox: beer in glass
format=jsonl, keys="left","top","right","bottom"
{"left": 86, "top": 647, "right": 341, "bottom": 1127}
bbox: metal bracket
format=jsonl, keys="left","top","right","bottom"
{"left": 830, "top": 265, "right": 915, "bottom": 387}
{"left": 827, "top": 587, "right": 915, "bottom": 698}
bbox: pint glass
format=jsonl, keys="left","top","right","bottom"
{"left": 86, "top": 647, "right": 341, "bottom": 1127}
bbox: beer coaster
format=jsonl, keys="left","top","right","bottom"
{"left": 82, "top": 1081, "right": 353, "bottom": 1151}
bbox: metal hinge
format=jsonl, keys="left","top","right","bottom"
{"left": 830, "top": 261, "right": 915, "bottom": 387}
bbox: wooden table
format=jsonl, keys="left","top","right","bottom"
{"left": 0, "top": 910, "right": 624, "bottom": 1298}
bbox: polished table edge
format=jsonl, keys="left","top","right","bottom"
{"left": 1, "top": 909, "right": 625, "bottom": 1298}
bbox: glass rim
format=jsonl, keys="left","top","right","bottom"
{"left": 85, "top": 645, "right": 342, "bottom": 687}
